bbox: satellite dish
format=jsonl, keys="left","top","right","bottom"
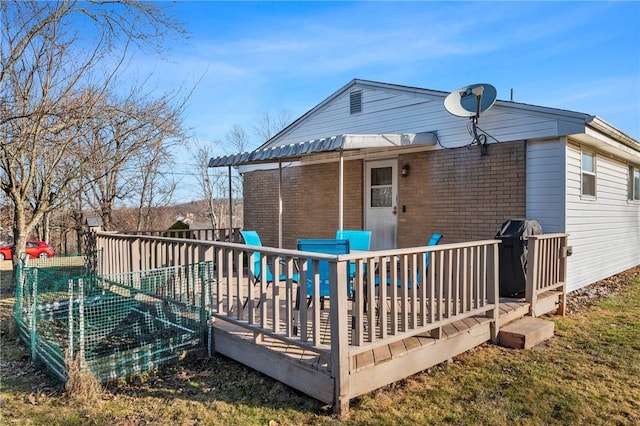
{"left": 444, "top": 83, "right": 497, "bottom": 118}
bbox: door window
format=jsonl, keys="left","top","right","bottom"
{"left": 370, "top": 167, "right": 393, "bottom": 207}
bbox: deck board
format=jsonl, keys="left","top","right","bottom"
{"left": 213, "top": 294, "right": 529, "bottom": 370}
{"left": 210, "top": 280, "right": 531, "bottom": 405}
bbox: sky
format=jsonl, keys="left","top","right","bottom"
{"left": 128, "top": 1, "right": 640, "bottom": 203}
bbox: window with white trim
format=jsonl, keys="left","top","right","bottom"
{"left": 581, "top": 151, "right": 596, "bottom": 197}
{"left": 629, "top": 165, "right": 640, "bottom": 201}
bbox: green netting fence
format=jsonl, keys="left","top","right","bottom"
{"left": 13, "top": 257, "right": 214, "bottom": 383}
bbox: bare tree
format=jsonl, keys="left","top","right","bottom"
{"left": 253, "top": 109, "right": 292, "bottom": 143}
{"left": 132, "top": 140, "right": 178, "bottom": 231}
{"left": 79, "top": 87, "right": 186, "bottom": 231}
{"left": 0, "top": 1, "right": 184, "bottom": 265}
{"left": 226, "top": 124, "right": 252, "bottom": 201}
{"left": 191, "top": 139, "right": 223, "bottom": 229}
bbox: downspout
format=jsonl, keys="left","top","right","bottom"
{"left": 339, "top": 150, "right": 344, "bottom": 231}
{"left": 228, "top": 165, "right": 233, "bottom": 241}
{"left": 278, "top": 160, "right": 283, "bottom": 248}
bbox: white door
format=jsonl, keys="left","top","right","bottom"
{"left": 365, "top": 160, "right": 398, "bottom": 250}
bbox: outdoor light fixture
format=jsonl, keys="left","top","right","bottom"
{"left": 401, "top": 164, "right": 410, "bottom": 177}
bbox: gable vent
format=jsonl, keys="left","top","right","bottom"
{"left": 350, "top": 90, "right": 362, "bottom": 114}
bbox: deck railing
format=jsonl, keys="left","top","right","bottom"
{"left": 95, "top": 233, "right": 500, "bottom": 356}
{"left": 122, "top": 227, "right": 242, "bottom": 242}
{"left": 94, "top": 231, "right": 566, "bottom": 413}
{"left": 525, "top": 233, "right": 569, "bottom": 316}
{"left": 339, "top": 240, "right": 500, "bottom": 351}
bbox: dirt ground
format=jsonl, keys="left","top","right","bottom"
{"left": 0, "top": 265, "right": 15, "bottom": 297}
{"left": 564, "top": 264, "right": 640, "bottom": 314}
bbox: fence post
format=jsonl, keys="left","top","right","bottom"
{"left": 68, "top": 278, "right": 74, "bottom": 360}
{"left": 30, "top": 269, "right": 38, "bottom": 361}
{"left": 198, "top": 260, "right": 211, "bottom": 352}
{"left": 78, "top": 278, "right": 85, "bottom": 362}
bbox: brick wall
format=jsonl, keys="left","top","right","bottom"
{"left": 243, "top": 160, "right": 363, "bottom": 248}
{"left": 243, "top": 141, "right": 526, "bottom": 249}
{"left": 397, "top": 141, "right": 526, "bottom": 246}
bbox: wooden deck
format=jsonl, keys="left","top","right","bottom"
{"left": 210, "top": 290, "right": 532, "bottom": 405}
{"left": 96, "top": 232, "right": 568, "bottom": 414}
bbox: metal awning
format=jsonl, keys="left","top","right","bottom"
{"left": 208, "top": 132, "right": 436, "bottom": 249}
{"left": 208, "top": 133, "right": 436, "bottom": 168}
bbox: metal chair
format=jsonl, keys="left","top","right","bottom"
{"left": 294, "top": 238, "right": 350, "bottom": 335}
{"left": 335, "top": 230, "right": 371, "bottom": 286}
{"left": 240, "top": 230, "right": 298, "bottom": 308}
{"left": 375, "top": 233, "right": 443, "bottom": 288}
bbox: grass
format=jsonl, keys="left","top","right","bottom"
{"left": 1, "top": 268, "right": 639, "bottom": 425}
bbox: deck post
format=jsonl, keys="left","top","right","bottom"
{"left": 525, "top": 236, "right": 539, "bottom": 316}
{"left": 557, "top": 235, "right": 568, "bottom": 316}
{"left": 131, "top": 237, "right": 141, "bottom": 273}
{"left": 487, "top": 241, "right": 500, "bottom": 343}
{"left": 330, "top": 258, "right": 350, "bottom": 416}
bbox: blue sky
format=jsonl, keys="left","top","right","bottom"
{"left": 132, "top": 1, "right": 640, "bottom": 202}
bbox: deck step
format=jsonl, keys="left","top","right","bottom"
{"left": 533, "top": 290, "right": 563, "bottom": 316}
{"left": 499, "top": 298, "right": 530, "bottom": 325}
{"left": 499, "top": 317, "right": 555, "bottom": 349}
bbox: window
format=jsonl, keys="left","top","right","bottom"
{"left": 581, "top": 151, "right": 596, "bottom": 197}
{"left": 629, "top": 166, "right": 640, "bottom": 201}
{"left": 349, "top": 90, "right": 362, "bottom": 114}
{"left": 370, "top": 167, "right": 392, "bottom": 207}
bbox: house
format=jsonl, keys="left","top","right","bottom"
{"left": 85, "top": 216, "right": 104, "bottom": 232}
{"left": 210, "top": 79, "right": 640, "bottom": 292}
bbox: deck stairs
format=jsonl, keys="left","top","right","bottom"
{"left": 499, "top": 316, "right": 555, "bottom": 349}
{"left": 498, "top": 291, "right": 561, "bottom": 349}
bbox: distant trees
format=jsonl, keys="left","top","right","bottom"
{"left": 253, "top": 109, "right": 292, "bottom": 143}
{"left": 193, "top": 110, "right": 292, "bottom": 232}
{"left": 191, "top": 125, "right": 249, "bottom": 232}
{"left": 0, "top": 0, "right": 295, "bottom": 265}
{"left": 79, "top": 87, "right": 186, "bottom": 231}
{"left": 0, "top": 1, "right": 186, "bottom": 263}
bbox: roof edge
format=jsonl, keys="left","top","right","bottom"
{"left": 586, "top": 116, "right": 639, "bottom": 150}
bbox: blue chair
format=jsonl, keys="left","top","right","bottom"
{"left": 240, "top": 230, "right": 298, "bottom": 285}
{"left": 335, "top": 230, "right": 371, "bottom": 251}
{"left": 376, "top": 233, "right": 443, "bottom": 288}
{"left": 296, "top": 239, "right": 350, "bottom": 308}
{"left": 335, "top": 230, "right": 371, "bottom": 285}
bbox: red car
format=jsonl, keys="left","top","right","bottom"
{"left": 0, "top": 241, "right": 56, "bottom": 261}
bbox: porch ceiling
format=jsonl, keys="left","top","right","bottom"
{"left": 208, "top": 133, "right": 437, "bottom": 168}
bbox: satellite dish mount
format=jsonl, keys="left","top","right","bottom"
{"left": 444, "top": 83, "right": 497, "bottom": 155}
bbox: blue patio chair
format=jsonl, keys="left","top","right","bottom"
{"left": 376, "top": 233, "right": 443, "bottom": 288}
{"left": 335, "top": 229, "right": 371, "bottom": 285}
{"left": 240, "top": 230, "right": 298, "bottom": 288}
{"left": 294, "top": 238, "right": 350, "bottom": 335}
{"left": 335, "top": 230, "right": 371, "bottom": 251}
{"left": 296, "top": 238, "right": 350, "bottom": 307}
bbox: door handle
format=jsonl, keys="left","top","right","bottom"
{"left": 392, "top": 206, "right": 397, "bottom": 215}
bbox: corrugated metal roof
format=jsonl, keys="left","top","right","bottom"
{"left": 208, "top": 133, "right": 436, "bottom": 167}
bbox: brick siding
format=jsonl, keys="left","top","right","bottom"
{"left": 243, "top": 141, "right": 526, "bottom": 248}
{"left": 243, "top": 161, "right": 363, "bottom": 248}
{"left": 397, "top": 141, "right": 526, "bottom": 246}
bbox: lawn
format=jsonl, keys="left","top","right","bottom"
{"left": 1, "top": 267, "right": 639, "bottom": 425}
